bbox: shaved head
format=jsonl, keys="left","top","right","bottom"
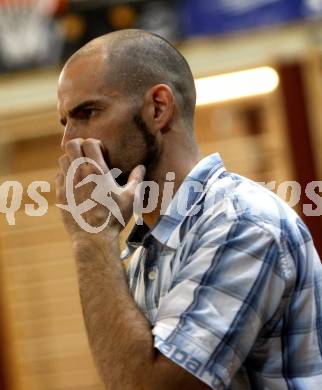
{"left": 66, "top": 29, "right": 196, "bottom": 126}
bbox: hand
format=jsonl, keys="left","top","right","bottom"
{"left": 56, "top": 138, "right": 146, "bottom": 241}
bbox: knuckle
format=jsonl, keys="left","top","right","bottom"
{"left": 82, "top": 138, "right": 101, "bottom": 149}
{"left": 81, "top": 139, "right": 91, "bottom": 147}
{"left": 82, "top": 138, "right": 94, "bottom": 146}
{"left": 88, "top": 138, "right": 101, "bottom": 144}
{"left": 65, "top": 138, "right": 83, "bottom": 150}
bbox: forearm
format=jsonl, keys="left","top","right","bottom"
{"left": 73, "top": 231, "right": 154, "bottom": 389}
{"left": 57, "top": 140, "right": 209, "bottom": 390}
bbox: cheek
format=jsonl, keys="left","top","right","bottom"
{"left": 88, "top": 120, "right": 130, "bottom": 168}
{"left": 91, "top": 118, "right": 119, "bottom": 151}
{"left": 92, "top": 107, "right": 146, "bottom": 170}
{"left": 114, "top": 127, "right": 148, "bottom": 172}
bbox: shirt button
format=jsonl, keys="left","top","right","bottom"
{"left": 148, "top": 271, "right": 157, "bottom": 281}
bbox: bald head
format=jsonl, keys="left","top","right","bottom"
{"left": 65, "top": 29, "right": 196, "bottom": 126}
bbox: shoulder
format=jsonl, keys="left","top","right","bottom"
{"left": 178, "top": 171, "right": 316, "bottom": 280}
{"left": 201, "top": 171, "right": 310, "bottom": 245}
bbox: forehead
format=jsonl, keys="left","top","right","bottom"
{"left": 59, "top": 54, "right": 106, "bottom": 89}
{"left": 57, "top": 54, "right": 113, "bottom": 106}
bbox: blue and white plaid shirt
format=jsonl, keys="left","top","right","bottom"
{"left": 123, "top": 153, "right": 322, "bottom": 389}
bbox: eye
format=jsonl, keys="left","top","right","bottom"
{"left": 78, "top": 108, "right": 97, "bottom": 121}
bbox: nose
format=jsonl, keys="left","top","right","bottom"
{"left": 60, "top": 122, "right": 80, "bottom": 151}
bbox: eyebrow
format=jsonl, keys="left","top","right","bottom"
{"left": 60, "top": 99, "right": 103, "bottom": 126}
{"left": 69, "top": 99, "right": 103, "bottom": 116}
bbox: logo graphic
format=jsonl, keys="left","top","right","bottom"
{"left": 56, "top": 157, "right": 125, "bottom": 233}
{"left": 0, "top": 160, "right": 321, "bottom": 228}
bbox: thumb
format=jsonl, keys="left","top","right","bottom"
{"left": 127, "top": 165, "right": 146, "bottom": 191}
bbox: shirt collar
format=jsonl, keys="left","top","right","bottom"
{"left": 126, "top": 153, "right": 226, "bottom": 251}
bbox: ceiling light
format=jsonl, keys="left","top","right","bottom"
{"left": 195, "top": 67, "right": 280, "bottom": 106}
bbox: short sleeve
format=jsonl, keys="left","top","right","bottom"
{"left": 152, "top": 218, "right": 290, "bottom": 389}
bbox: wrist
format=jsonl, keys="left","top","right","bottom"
{"left": 71, "top": 229, "right": 120, "bottom": 256}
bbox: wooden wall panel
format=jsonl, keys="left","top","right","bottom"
{"left": 195, "top": 93, "right": 294, "bottom": 185}
{"left": 1, "top": 205, "right": 105, "bottom": 390}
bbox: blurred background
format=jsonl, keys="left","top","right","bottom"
{"left": 0, "top": 0, "right": 322, "bottom": 389}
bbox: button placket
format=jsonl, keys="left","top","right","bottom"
{"left": 148, "top": 270, "right": 157, "bottom": 281}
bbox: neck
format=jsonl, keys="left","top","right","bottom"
{"left": 142, "top": 129, "right": 201, "bottom": 229}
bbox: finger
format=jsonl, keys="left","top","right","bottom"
{"left": 81, "top": 138, "right": 109, "bottom": 173}
{"left": 126, "top": 165, "right": 146, "bottom": 192}
{"left": 56, "top": 171, "right": 64, "bottom": 187}
{"left": 58, "top": 154, "right": 70, "bottom": 175}
{"left": 55, "top": 172, "right": 66, "bottom": 203}
{"left": 64, "top": 138, "right": 84, "bottom": 162}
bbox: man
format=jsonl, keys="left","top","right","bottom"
{"left": 56, "top": 29, "right": 322, "bottom": 389}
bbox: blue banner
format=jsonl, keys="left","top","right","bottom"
{"left": 179, "top": 0, "right": 322, "bottom": 37}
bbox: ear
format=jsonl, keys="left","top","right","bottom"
{"left": 141, "top": 84, "right": 175, "bottom": 135}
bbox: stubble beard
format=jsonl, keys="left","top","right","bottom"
{"left": 133, "top": 113, "right": 160, "bottom": 174}
{"left": 112, "top": 113, "right": 160, "bottom": 187}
